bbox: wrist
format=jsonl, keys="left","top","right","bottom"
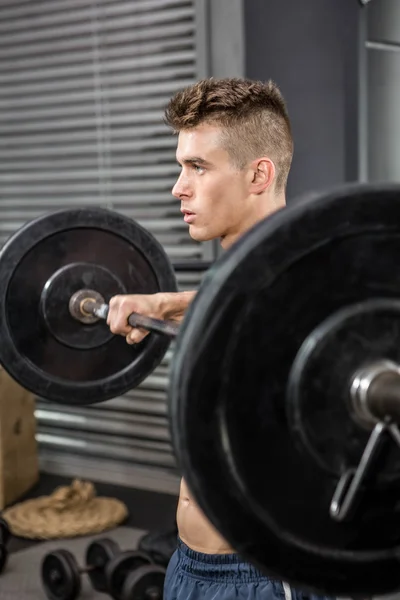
{"left": 158, "top": 291, "right": 196, "bottom": 321}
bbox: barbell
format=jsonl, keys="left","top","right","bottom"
{"left": 1, "top": 183, "right": 400, "bottom": 597}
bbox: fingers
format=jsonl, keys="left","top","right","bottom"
{"left": 107, "top": 296, "right": 133, "bottom": 336}
{"left": 126, "top": 327, "right": 148, "bottom": 345}
{"left": 107, "top": 295, "right": 151, "bottom": 345}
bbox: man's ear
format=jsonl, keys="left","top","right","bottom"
{"left": 249, "top": 158, "right": 276, "bottom": 194}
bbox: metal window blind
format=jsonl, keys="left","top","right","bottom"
{"left": 0, "top": 0, "right": 209, "bottom": 493}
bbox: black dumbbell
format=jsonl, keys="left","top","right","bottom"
{"left": 106, "top": 550, "right": 155, "bottom": 600}
{"left": 0, "top": 544, "right": 7, "bottom": 576}
{"left": 137, "top": 526, "right": 177, "bottom": 567}
{"left": 0, "top": 517, "right": 10, "bottom": 575}
{"left": 122, "top": 564, "right": 166, "bottom": 600}
{"left": 0, "top": 517, "right": 10, "bottom": 547}
{"left": 41, "top": 537, "right": 120, "bottom": 600}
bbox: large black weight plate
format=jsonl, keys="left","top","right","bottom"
{"left": 85, "top": 537, "right": 120, "bottom": 592}
{"left": 41, "top": 549, "right": 81, "bottom": 600}
{"left": 106, "top": 550, "right": 152, "bottom": 600}
{"left": 0, "top": 208, "right": 177, "bottom": 404}
{"left": 121, "top": 565, "right": 165, "bottom": 600}
{"left": 169, "top": 183, "right": 400, "bottom": 597}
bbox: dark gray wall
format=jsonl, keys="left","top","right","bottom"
{"left": 244, "top": 0, "right": 363, "bottom": 202}
{"left": 367, "top": 0, "right": 400, "bottom": 183}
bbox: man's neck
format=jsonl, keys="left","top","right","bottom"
{"left": 259, "top": 191, "right": 286, "bottom": 217}
{"left": 221, "top": 193, "right": 286, "bottom": 250}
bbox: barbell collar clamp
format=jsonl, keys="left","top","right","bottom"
{"left": 350, "top": 360, "right": 400, "bottom": 427}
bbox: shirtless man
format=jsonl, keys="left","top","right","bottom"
{"left": 107, "top": 78, "right": 332, "bottom": 600}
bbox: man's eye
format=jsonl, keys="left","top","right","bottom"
{"left": 193, "top": 164, "right": 204, "bottom": 173}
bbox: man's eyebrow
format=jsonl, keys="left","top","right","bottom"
{"left": 177, "top": 156, "right": 213, "bottom": 167}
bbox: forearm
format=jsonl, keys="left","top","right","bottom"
{"left": 159, "top": 291, "right": 197, "bottom": 322}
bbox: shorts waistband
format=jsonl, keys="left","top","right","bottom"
{"left": 176, "top": 537, "right": 277, "bottom": 584}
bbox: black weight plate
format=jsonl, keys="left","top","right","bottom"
{"left": 169, "top": 183, "right": 400, "bottom": 598}
{"left": 0, "top": 545, "right": 8, "bottom": 575}
{"left": 41, "top": 549, "right": 81, "bottom": 600}
{"left": 121, "top": 565, "right": 165, "bottom": 600}
{"left": 0, "top": 208, "right": 177, "bottom": 405}
{"left": 85, "top": 537, "right": 120, "bottom": 592}
{"left": 0, "top": 517, "right": 10, "bottom": 546}
{"left": 106, "top": 550, "right": 152, "bottom": 600}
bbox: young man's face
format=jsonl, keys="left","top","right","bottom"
{"left": 172, "top": 123, "right": 254, "bottom": 249}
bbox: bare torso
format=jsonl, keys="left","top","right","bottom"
{"left": 176, "top": 478, "right": 234, "bottom": 554}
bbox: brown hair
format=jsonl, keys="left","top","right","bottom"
{"left": 164, "top": 77, "right": 293, "bottom": 192}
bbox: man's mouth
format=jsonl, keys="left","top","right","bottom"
{"left": 181, "top": 209, "right": 196, "bottom": 224}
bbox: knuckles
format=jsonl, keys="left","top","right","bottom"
{"left": 107, "top": 294, "right": 155, "bottom": 342}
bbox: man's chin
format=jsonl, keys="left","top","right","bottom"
{"left": 188, "top": 225, "right": 214, "bottom": 243}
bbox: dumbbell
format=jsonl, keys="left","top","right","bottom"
{"left": 41, "top": 537, "right": 120, "bottom": 600}
{"left": 105, "top": 549, "right": 157, "bottom": 600}
{"left": 122, "top": 564, "right": 166, "bottom": 600}
{"left": 0, "top": 516, "right": 10, "bottom": 546}
{"left": 0, "top": 516, "right": 11, "bottom": 575}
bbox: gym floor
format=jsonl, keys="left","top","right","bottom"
{"left": 7, "top": 472, "right": 178, "bottom": 554}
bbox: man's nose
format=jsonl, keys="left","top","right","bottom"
{"left": 172, "top": 172, "right": 190, "bottom": 199}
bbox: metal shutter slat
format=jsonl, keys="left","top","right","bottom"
{"left": 0, "top": 66, "right": 195, "bottom": 97}
{"left": 0, "top": 22, "right": 194, "bottom": 60}
{"left": 35, "top": 408, "right": 170, "bottom": 439}
{"left": 0, "top": 179, "right": 178, "bottom": 194}
{"left": 0, "top": 0, "right": 189, "bottom": 21}
{"left": 0, "top": 150, "right": 176, "bottom": 170}
{"left": 0, "top": 79, "right": 195, "bottom": 106}
{"left": 0, "top": 165, "right": 179, "bottom": 180}
{"left": 0, "top": 139, "right": 177, "bottom": 158}
{"left": 37, "top": 433, "right": 176, "bottom": 468}
{"left": 0, "top": 51, "right": 196, "bottom": 84}
{"left": 0, "top": 7, "right": 194, "bottom": 45}
{"left": 0, "top": 0, "right": 191, "bottom": 31}
{"left": 0, "top": 38, "right": 194, "bottom": 72}
{"left": 0, "top": 192, "right": 177, "bottom": 207}
{"left": 0, "top": 99, "right": 171, "bottom": 122}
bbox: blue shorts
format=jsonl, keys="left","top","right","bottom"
{"left": 164, "top": 538, "right": 334, "bottom": 600}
